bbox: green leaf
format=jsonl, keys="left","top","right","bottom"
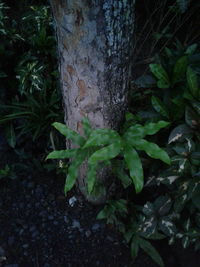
{"left": 143, "top": 202, "right": 155, "bottom": 216}
{"left": 144, "top": 121, "right": 170, "bottom": 135}
{"left": 151, "top": 96, "right": 170, "bottom": 119}
{"left": 99, "top": 200, "right": 127, "bottom": 223}
{"left": 157, "top": 79, "right": 169, "bottom": 89}
{"left": 64, "top": 149, "right": 87, "bottom": 194}
{"left": 164, "top": 47, "right": 173, "bottom": 58}
{"left": 124, "top": 229, "right": 135, "bottom": 243}
{"left": 156, "top": 175, "right": 179, "bottom": 185}
{"left": 172, "top": 144, "right": 187, "bottom": 155}
{"left": 183, "top": 218, "right": 191, "bottom": 231}
{"left": 158, "top": 217, "right": 177, "bottom": 236}
{"left": 191, "top": 101, "right": 200, "bottom": 115}
{"left": 131, "top": 236, "right": 139, "bottom": 258}
{"left": 149, "top": 64, "right": 170, "bottom": 88}
{"left": 123, "top": 143, "right": 144, "bottom": 193}
{"left": 133, "top": 139, "right": 171, "bottom": 165}
{"left": 5, "top": 123, "right": 16, "bottom": 148}
{"left": 185, "top": 138, "right": 195, "bottom": 153}
{"left": 182, "top": 236, "right": 190, "bottom": 249}
{"left": 125, "top": 112, "right": 135, "bottom": 121}
{"left": 87, "top": 162, "right": 98, "bottom": 194}
{"left": 172, "top": 56, "right": 188, "bottom": 84}
{"left": 97, "top": 204, "right": 115, "bottom": 220}
{"left": 187, "top": 67, "right": 199, "bottom": 99}
{"left": 0, "top": 111, "right": 34, "bottom": 123}
{"left": 82, "top": 117, "right": 92, "bottom": 138}
{"left": 178, "top": 158, "right": 188, "bottom": 173}
{"left": 154, "top": 196, "right": 170, "bottom": 210}
{"left": 46, "top": 149, "right": 78, "bottom": 160}
{"left": 134, "top": 74, "right": 156, "bottom": 88}
{"left": 185, "top": 44, "right": 198, "bottom": 55}
{"left": 112, "top": 160, "right": 132, "bottom": 188}
{"left": 157, "top": 197, "right": 172, "bottom": 216}
{"left": 111, "top": 199, "right": 128, "bottom": 214}
{"left": 168, "top": 124, "right": 192, "bottom": 144}
{"left": 138, "top": 237, "right": 164, "bottom": 267}
{"left": 124, "top": 124, "right": 145, "bottom": 139}
{"left": 83, "top": 128, "right": 120, "bottom": 148}
{"left": 146, "top": 232, "right": 166, "bottom": 240}
{"left": 183, "top": 88, "right": 195, "bottom": 101}
{"left": 185, "top": 106, "right": 200, "bottom": 129}
{"left": 141, "top": 217, "right": 157, "bottom": 236}
{"left": 88, "top": 142, "right": 121, "bottom": 165}
{"left": 52, "top": 122, "right": 85, "bottom": 146}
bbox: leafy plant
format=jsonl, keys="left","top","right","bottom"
{"left": 133, "top": 0, "right": 200, "bottom": 80}
{"left": 131, "top": 41, "right": 200, "bottom": 262}
{"left": 138, "top": 43, "right": 200, "bottom": 124}
{"left": 125, "top": 222, "right": 165, "bottom": 267}
{"left": 16, "top": 60, "right": 45, "bottom": 95}
{"left": 22, "top": 5, "right": 52, "bottom": 34}
{"left": 0, "top": 2, "right": 62, "bottom": 150}
{"left": 149, "top": 64, "right": 171, "bottom": 89}
{"left": 0, "top": 89, "right": 61, "bottom": 143}
{"left": 97, "top": 199, "right": 128, "bottom": 231}
{"left": 140, "top": 195, "right": 178, "bottom": 238}
{"left": 169, "top": 137, "right": 200, "bottom": 175}
{"left": 47, "top": 117, "right": 170, "bottom": 195}
{"left": 97, "top": 199, "right": 166, "bottom": 266}
{"left": 104, "top": 41, "right": 200, "bottom": 265}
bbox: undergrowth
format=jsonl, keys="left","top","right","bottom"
{"left": 0, "top": 1, "right": 200, "bottom": 266}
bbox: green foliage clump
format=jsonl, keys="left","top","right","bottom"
{"left": 122, "top": 41, "right": 200, "bottom": 265}
{"left": 0, "top": 2, "right": 63, "bottom": 150}
{"left": 47, "top": 118, "right": 170, "bottom": 196}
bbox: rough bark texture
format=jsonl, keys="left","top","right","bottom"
{"left": 50, "top": 0, "right": 135, "bottom": 203}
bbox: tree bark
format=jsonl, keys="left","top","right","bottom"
{"left": 50, "top": 0, "right": 135, "bottom": 203}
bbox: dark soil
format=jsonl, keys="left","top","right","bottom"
{"left": 0, "top": 173, "right": 131, "bottom": 267}
{"left": 0, "top": 136, "right": 200, "bottom": 267}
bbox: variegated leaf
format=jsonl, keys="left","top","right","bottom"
{"left": 158, "top": 217, "right": 177, "bottom": 236}
{"left": 143, "top": 202, "right": 155, "bottom": 216}
{"left": 141, "top": 217, "right": 157, "bottom": 236}
{"left": 168, "top": 124, "right": 191, "bottom": 144}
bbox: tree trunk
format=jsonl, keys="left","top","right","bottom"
{"left": 50, "top": 0, "right": 135, "bottom": 203}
